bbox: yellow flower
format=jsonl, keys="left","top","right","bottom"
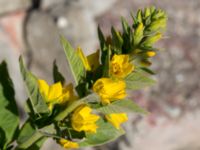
{"left": 71, "top": 105, "right": 100, "bottom": 133}
{"left": 93, "top": 78, "right": 126, "bottom": 104}
{"left": 110, "top": 54, "right": 134, "bottom": 78}
{"left": 146, "top": 51, "right": 156, "bottom": 57}
{"left": 62, "top": 83, "right": 77, "bottom": 103}
{"left": 59, "top": 139, "right": 79, "bottom": 149}
{"left": 87, "top": 50, "right": 100, "bottom": 71}
{"left": 77, "top": 47, "right": 99, "bottom": 71}
{"left": 38, "top": 80, "right": 75, "bottom": 110}
{"left": 105, "top": 113, "right": 128, "bottom": 129}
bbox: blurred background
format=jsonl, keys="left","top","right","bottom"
{"left": 0, "top": 0, "right": 200, "bottom": 150}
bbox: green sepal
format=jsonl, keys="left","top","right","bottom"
{"left": 102, "top": 46, "right": 111, "bottom": 77}
{"left": 53, "top": 60, "right": 65, "bottom": 85}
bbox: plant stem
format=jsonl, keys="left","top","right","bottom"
{"left": 16, "top": 131, "right": 43, "bottom": 149}
{"left": 54, "top": 99, "right": 85, "bottom": 121}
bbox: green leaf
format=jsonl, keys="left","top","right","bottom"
{"left": 136, "top": 9, "right": 143, "bottom": 23}
{"left": 17, "top": 120, "right": 55, "bottom": 149}
{"left": 24, "top": 137, "right": 47, "bottom": 150}
{"left": 0, "top": 61, "right": 19, "bottom": 147}
{"left": 97, "top": 99, "right": 147, "bottom": 114}
{"left": 98, "top": 26, "right": 108, "bottom": 65}
{"left": 140, "top": 67, "right": 156, "bottom": 75}
{"left": 79, "top": 118, "right": 124, "bottom": 147}
{"left": 111, "top": 26, "right": 123, "bottom": 51}
{"left": 60, "top": 36, "right": 85, "bottom": 85}
{"left": 125, "top": 72, "right": 156, "bottom": 90}
{"left": 98, "top": 26, "right": 106, "bottom": 52}
{"left": 102, "top": 46, "right": 111, "bottom": 77}
{"left": 24, "top": 99, "right": 36, "bottom": 119}
{"left": 17, "top": 120, "right": 40, "bottom": 147}
{"left": 19, "top": 57, "right": 49, "bottom": 114}
{"left": 121, "top": 17, "right": 129, "bottom": 34}
{"left": 0, "top": 127, "right": 6, "bottom": 149}
{"left": 53, "top": 60, "right": 65, "bottom": 85}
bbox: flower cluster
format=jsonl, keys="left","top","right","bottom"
{"left": 38, "top": 6, "right": 166, "bottom": 149}
{"left": 1, "top": 6, "right": 167, "bottom": 150}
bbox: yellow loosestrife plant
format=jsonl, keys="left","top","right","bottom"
{"left": 0, "top": 6, "right": 167, "bottom": 150}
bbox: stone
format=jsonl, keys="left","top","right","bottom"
{"left": 25, "top": 10, "right": 73, "bottom": 83}
{"left": 0, "top": 25, "right": 27, "bottom": 111}
{"left": 79, "top": 0, "right": 117, "bottom": 17}
{"left": 49, "top": 3, "right": 98, "bottom": 55}
{"left": 41, "top": 0, "right": 66, "bottom": 10}
{"left": 0, "top": 0, "right": 31, "bottom": 15}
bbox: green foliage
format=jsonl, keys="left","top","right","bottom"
{"left": 60, "top": 36, "right": 85, "bottom": 85}
{"left": 0, "top": 128, "right": 6, "bottom": 148}
{"left": 111, "top": 26, "right": 123, "bottom": 52}
{"left": 97, "top": 99, "right": 147, "bottom": 114}
{"left": 0, "top": 61, "right": 19, "bottom": 149}
{"left": 26, "top": 137, "right": 47, "bottom": 150}
{"left": 17, "top": 120, "right": 41, "bottom": 149}
{"left": 79, "top": 118, "right": 124, "bottom": 147}
{"left": 125, "top": 71, "right": 156, "bottom": 90}
{"left": 53, "top": 61, "right": 65, "bottom": 85}
{"left": 19, "top": 57, "right": 49, "bottom": 115}
{"left": 17, "top": 120, "right": 55, "bottom": 149}
{"left": 0, "top": 6, "right": 167, "bottom": 150}
{"left": 98, "top": 6, "right": 167, "bottom": 66}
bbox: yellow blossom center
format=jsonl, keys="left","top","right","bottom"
{"left": 110, "top": 54, "right": 134, "bottom": 78}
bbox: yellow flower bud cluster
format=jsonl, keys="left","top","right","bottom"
{"left": 92, "top": 54, "right": 134, "bottom": 129}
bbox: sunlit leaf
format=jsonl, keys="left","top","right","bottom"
{"left": 60, "top": 36, "right": 85, "bottom": 85}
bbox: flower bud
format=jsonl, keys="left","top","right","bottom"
{"left": 134, "top": 22, "right": 144, "bottom": 45}
{"left": 142, "top": 33, "right": 162, "bottom": 47}
{"left": 148, "top": 18, "right": 167, "bottom": 33}
{"left": 146, "top": 51, "right": 156, "bottom": 57}
{"left": 144, "top": 7, "right": 151, "bottom": 18}
{"left": 136, "top": 9, "right": 143, "bottom": 23}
